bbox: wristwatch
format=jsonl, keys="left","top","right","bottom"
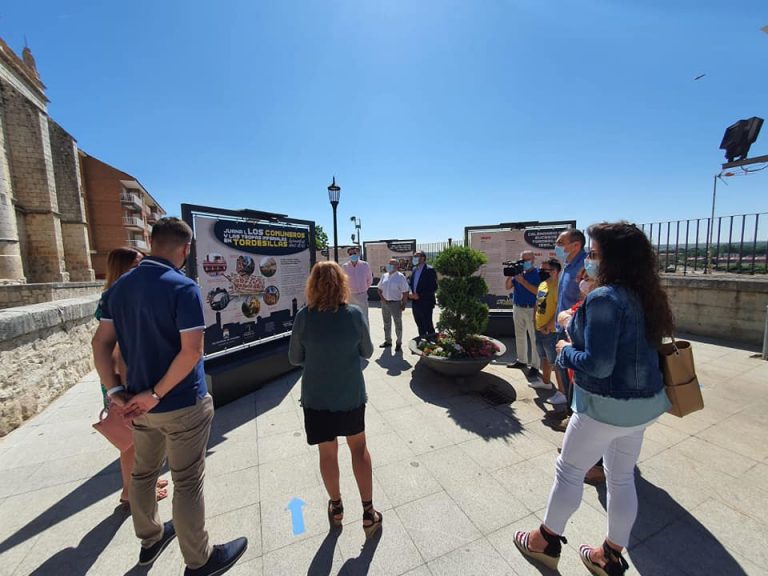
{"left": 151, "top": 387, "right": 162, "bottom": 401}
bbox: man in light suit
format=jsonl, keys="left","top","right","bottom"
{"left": 408, "top": 250, "right": 438, "bottom": 338}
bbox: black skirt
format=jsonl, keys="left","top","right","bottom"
{"left": 303, "top": 404, "right": 366, "bottom": 445}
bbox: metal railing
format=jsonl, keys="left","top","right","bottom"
{"left": 416, "top": 239, "right": 464, "bottom": 260}
{"left": 120, "top": 191, "right": 143, "bottom": 209}
{"left": 639, "top": 212, "right": 768, "bottom": 274}
{"left": 127, "top": 238, "right": 148, "bottom": 251}
{"left": 122, "top": 216, "right": 145, "bottom": 229}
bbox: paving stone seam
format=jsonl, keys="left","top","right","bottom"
{"left": 423, "top": 534, "right": 518, "bottom": 575}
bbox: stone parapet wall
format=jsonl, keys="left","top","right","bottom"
{"left": 0, "top": 294, "right": 99, "bottom": 435}
{"left": 660, "top": 275, "right": 768, "bottom": 345}
{"left": 0, "top": 281, "right": 102, "bottom": 310}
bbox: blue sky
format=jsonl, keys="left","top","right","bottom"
{"left": 2, "top": 0, "right": 766, "bottom": 243}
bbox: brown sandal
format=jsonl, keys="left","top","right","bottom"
{"left": 362, "top": 500, "right": 382, "bottom": 538}
{"left": 328, "top": 498, "right": 344, "bottom": 527}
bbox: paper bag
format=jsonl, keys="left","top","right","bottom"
{"left": 659, "top": 340, "right": 704, "bottom": 418}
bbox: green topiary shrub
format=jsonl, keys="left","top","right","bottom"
{"left": 428, "top": 246, "right": 491, "bottom": 351}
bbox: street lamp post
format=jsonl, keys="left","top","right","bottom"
{"left": 327, "top": 177, "right": 341, "bottom": 262}
{"left": 706, "top": 171, "right": 734, "bottom": 274}
{"left": 350, "top": 216, "right": 361, "bottom": 247}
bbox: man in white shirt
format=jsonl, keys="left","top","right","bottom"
{"left": 342, "top": 246, "right": 373, "bottom": 324}
{"left": 377, "top": 258, "right": 410, "bottom": 352}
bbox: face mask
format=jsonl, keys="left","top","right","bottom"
{"left": 584, "top": 259, "right": 600, "bottom": 279}
{"left": 555, "top": 245, "right": 567, "bottom": 260}
{"left": 579, "top": 279, "right": 593, "bottom": 294}
{"left": 350, "top": 255, "right": 359, "bottom": 263}
{"left": 412, "top": 257, "right": 421, "bottom": 266}
{"left": 523, "top": 260, "right": 533, "bottom": 271}
{"left": 539, "top": 270, "right": 550, "bottom": 282}
{"left": 385, "top": 264, "right": 394, "bottom": 273}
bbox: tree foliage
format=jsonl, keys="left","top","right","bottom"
{"left": 315, "top": 225, "right": 329, "bottom": 250}
{"left": 433, "top": 246, "right": 490, "bottom": 344}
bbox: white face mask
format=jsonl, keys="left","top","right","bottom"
{"left": 579, "top": 279, "right": 593, "bottom": 295}
{"left": 412, "top": 257, "right": 421, "bottom": 266}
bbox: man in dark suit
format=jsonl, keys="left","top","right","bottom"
{"left": 408, "top": 250, "right": 438, "bottom": 338}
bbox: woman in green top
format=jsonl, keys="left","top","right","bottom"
{"left": 288, "top": 261, "right": 381, "bottom": 538}
{"left": 95, "top": 247, "right": 168, "bottom": 508}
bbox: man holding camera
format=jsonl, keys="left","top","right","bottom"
{"left": 505, "top": 250, "right": 540, "bottom": 377}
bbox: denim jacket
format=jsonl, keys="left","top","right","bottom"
{"left": 557, "top": 285, "right": 664, "bottom": 399}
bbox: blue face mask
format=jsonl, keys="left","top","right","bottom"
{"left": 555, "top": 245, "right": 567, "bottom": 261}
{"left": 350, "top": 254, "right": 359, "bottom": 263}
{"left": 522, "top": 260, "right": 533, "bottom": 271}
{"left": 385, "top": 264, "right": 394, "bottom": 273}
{"left": 584, "top": 258, "right": 600, "bottom": 279}
{"left": 412, "top": 257, "right": 421, "bottom": 266}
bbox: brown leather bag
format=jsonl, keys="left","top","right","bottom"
{"left": 659, "top": 339, "right": 704, "bottom": 417}
{"left": 93, "top": 405, "right": 134, "bottom": 451}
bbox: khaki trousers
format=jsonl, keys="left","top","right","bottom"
{"left": 381, "top": 300, "right": 404, "bottom": 344}
{"left": 130, "top": 394, "right": 214, "bottom": 569}
{"left": 513, "top": 305, "right": 539, "bottom": 367}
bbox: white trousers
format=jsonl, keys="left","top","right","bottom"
{"left": 349, "top": 292, "right": 369, "bottom": 326}
{"left": 513, "top": 305, "right": 539, "bottom": 367}
{"left": 543, "top": 412, "right": 650, "bottom": 547}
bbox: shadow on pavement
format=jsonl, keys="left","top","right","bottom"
{"left": 0, "top": 371, "right": 299, "bottom": 570}
{"left": 594, "top": 470, "right": 748, "bottom": 575}
{"left": 307, "top": 528, "right": 340, "bottom": 576}
{"left": 408, "top": 363, "right": 523, "bottom": 440}
{"left": 28, "top": 508, "right": 131, "bottom": 576}
{"left": 338, "top": 529, "right": 382, "bottom": 575}
{"left": 374, "top": 348, "right": 413, "bottom": 376}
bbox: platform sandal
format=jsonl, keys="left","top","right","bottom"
{"left": 579, "top": 540, "right": 630, "bottom": 576}
{"left": 328, "top": 498, "right": 344, "bottom": 527}
{"left": 362, "top": 500, "right": 383, "bottom": 538}
{"left": 513, "top": 524, "right": 567, "bottom": 571}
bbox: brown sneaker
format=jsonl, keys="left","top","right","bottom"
{"left": 584, "top": 465, "right": 606, "bottom": 486}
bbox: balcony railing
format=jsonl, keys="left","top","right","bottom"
{"left": 639, "top": 212, "right": 768, "bottom": 275}
{"left": 127, "top": 238, "right": 148, "bottom": 251}
{"left": 147, "top": 211, "right": 161, "bottom": 223}
{"left": 122, "top": 216, "right": 145, "bottom": 230}
{"left": 120, "top": 192, "right": 143, "bottom": 210}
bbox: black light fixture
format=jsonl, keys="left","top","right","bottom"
{"left": 719, "top": 117, "right": 764, "bottom": 163}
{"left": 327, "top": 177, "right": 341, "bottom": 262}
{"left": 350, "top": 216, "right": 361, "bottom": 247}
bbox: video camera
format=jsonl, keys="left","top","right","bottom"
{"left": 503, "top": 259, "right": 527, "bottom": 277}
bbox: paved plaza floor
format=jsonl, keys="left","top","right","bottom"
{"left": 1, "top": 304, "right": 767, "bottom": 575}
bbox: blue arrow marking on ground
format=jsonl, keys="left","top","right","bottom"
{"left": 285, "top": 497, "right": 306, "bottom": 535}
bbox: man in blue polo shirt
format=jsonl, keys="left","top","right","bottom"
{"left": 546, "top": 227, "right": 587, "bottom": 407}
{"left": 505, "top": 250, "right": 541, "bottom": 377}
{"left": 92, "top": 217, "right": 247, "bottom": 576}
{"left": 555, "top": 228, "right": 587, "bottom": 325}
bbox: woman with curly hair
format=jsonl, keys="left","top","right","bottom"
{"left": 288, "top": 261, "right": 381, "bottom": 537}
{"left": 515, "top": 222, "right": 674, "bottom": 575}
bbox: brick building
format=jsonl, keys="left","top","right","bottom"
{"left": 80, "top": 152, "right": 165, "bottom": 278}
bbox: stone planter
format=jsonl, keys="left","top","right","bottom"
{"left": 407, "top": 336, "right": 506, "bottom": 386}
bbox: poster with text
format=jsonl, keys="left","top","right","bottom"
{"left": 194, "top": 215, "right": 311, "bottom": 355}
{"left": 468, "top": 225, "right": 572, "bottom": 310}
{"left": 315, "top": 245, "right": 357, "bottom": 263}
{"left": 363, "top": 239, "right": 417, "bottom": 282}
